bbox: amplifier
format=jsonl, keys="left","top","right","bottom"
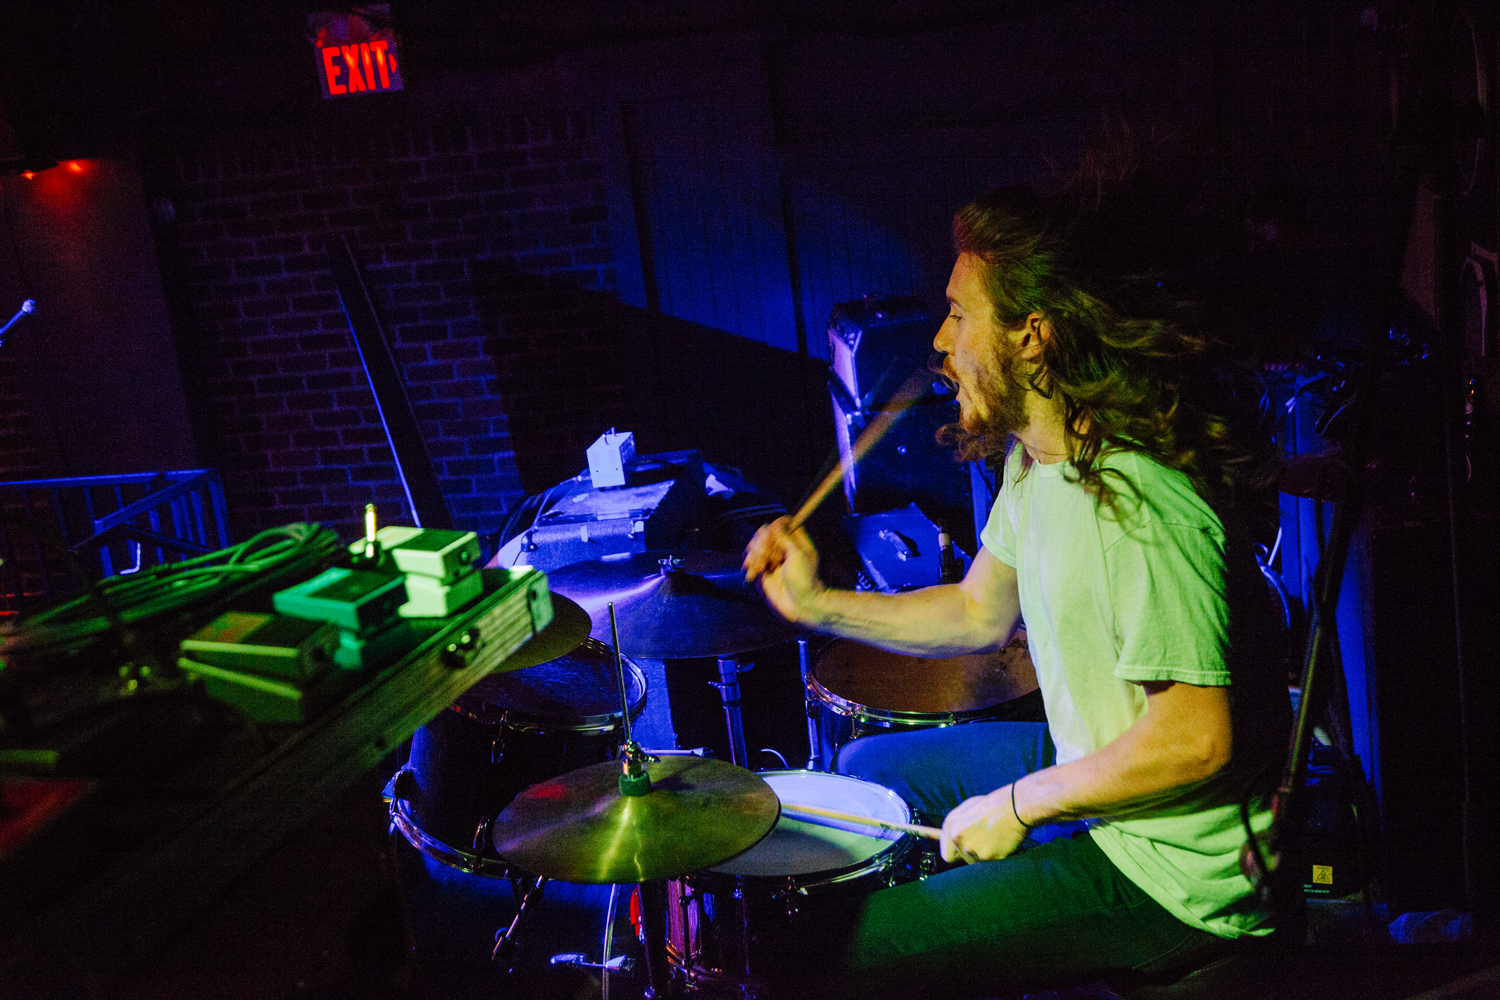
{"left": 827, "top": 296, "right": 938, "bottom": 409}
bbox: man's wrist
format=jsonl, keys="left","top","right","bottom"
{"left": 797, "top": 582, "right": 837, "bottom": 629}
{"left": 1010, "top": 779, "right": 1033, "bottom": 832}
{"left": 1012, "top": 771, "right": 1052, "bottom": 829}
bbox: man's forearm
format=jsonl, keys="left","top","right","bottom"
{"left": 1013, "top": 681, "right": 1234, "bottom": 826}
{"left": 803, "top": 583, "right": 1018, "bottom": 657}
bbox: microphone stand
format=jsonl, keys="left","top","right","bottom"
{"left": 1244, "top": 4, "right": 1480, "bottom": 928}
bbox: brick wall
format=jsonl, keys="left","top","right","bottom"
{"left": 0, "top": 356, "right": 40, "bottom": 479}
{"left": 155, "top": 105, "right": 627, "bottom": 543}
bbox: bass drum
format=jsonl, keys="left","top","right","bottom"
{"left": 394, "top": 637, "right": 646, "bottom": 871}
{"left": 666, "top": 770, "right": 912, "bottom": 992}
{"left": 809, "top": 631, "right": 1043, "bottom": 767}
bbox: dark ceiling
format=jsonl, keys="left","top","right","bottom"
{"left": 0, "top": 0, "right": 1064, "bottom": 155}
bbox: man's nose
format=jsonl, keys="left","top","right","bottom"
{"left": 933, "top": 318, "right": 953, "bottom": 354}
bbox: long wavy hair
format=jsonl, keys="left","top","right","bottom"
{"left": 941, "top": 187, "right": 1270, "bottom": 515}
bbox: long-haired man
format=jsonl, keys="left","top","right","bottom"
{"left": 743, "top": 187, "right": 1287, "bottom": 996}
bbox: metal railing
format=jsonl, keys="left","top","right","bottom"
{"left": 0, "top": 469, "right": 231, "bottom": 616}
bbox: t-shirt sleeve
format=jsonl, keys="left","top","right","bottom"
{"left": 1106, "top": 521, "right": 1232, "bottom": 686}
{"left": 979, "top": 494, "right": 1015, "bottom": 567}
{"left": 980, "top": 450, "right": 1019, "bottom": 567}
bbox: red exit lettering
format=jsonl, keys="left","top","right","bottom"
{"left": 317, "top": 39, "right": 400, "bottom": 98}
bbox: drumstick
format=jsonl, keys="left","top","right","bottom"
{"left": 786, "top": 371, "right": 932, "bottom": 533}
{"left": 780, "top": 800, "right": 985, "bottom": 864}
{"left": 780, "top": 800, "right": 941, "bottom": 840}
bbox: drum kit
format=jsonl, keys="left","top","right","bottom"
{"left": 387, "top": 548, "right": 1039, "bottom": 997}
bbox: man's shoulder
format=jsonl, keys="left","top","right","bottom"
{"left": 1095, "top": 449, "right": 1222, "bottom": 534}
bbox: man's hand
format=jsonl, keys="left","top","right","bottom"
{"left": 940, "top": 785, "right": 1028, "bottom": 863}
{"left": 742, "top": 517, "right": 825, "bottom": 624}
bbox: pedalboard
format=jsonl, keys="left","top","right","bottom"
{"left": 179, "top": 611, "right": 340, "bottom": 682}
{"left": 272, "top": 567, "right": 408, "bottom": 631}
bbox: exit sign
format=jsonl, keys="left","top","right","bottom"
{"left": 309, "top": 6, "right": 403, "bottom": 98}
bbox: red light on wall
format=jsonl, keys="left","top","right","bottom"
{"left": 309, "top": 5, "right": 403, "bottom": 99}
{"left": 20, "top": 171, "right": 34, "bottom": 180}
{"left": 65, "top": 161, "right": 84, "bottom": 173}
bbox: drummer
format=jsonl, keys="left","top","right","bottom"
{"left": 743, "top": 185, "right": 1288, "bottom": 996}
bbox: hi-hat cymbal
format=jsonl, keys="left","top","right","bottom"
{"left": 547, "top": 551, "right": 802, "bottom": 659}
{"left": 494, "top": 593, "right": 592, "bottom": 672}
{"left": 491, "top": 755, "right": 780, "bottom": 884}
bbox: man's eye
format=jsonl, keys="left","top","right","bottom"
{"left": 948, "top": 313, "right": 961, "bottom": 322}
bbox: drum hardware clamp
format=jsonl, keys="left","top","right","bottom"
{"left": 470, "top": 814, "right": 496, "bottom": 873}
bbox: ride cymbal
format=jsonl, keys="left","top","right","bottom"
{"left": 491, "top": 755, "right": 780, "bottom": 883}
{"left": 547, "top": 551, "right": 801, "bottom": 658}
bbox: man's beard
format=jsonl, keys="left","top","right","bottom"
{"left": 935, "top": 340, "right": 1031, "bottom": 462}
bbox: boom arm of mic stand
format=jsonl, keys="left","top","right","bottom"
{"left": 0, "top": 299, "right": 36, "bottom": 345}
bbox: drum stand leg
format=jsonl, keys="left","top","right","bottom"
{"left": 713, "top": 658, "right": 750, "bottom": 768}
{"left": 797, "top": 636, "right": 821, "bottom": 771}
{"left": 636, "top": 878, "right": 674, "bottom": 998}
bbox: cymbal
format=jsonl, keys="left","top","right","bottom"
{"left": 494, "top": 593, "right": 592, "bottom": 672}
{"left": 491, "top": 755, "right": 780, "bottom": 884}
{"left": 546, "top": 551, "right": 803, "bottom": 658}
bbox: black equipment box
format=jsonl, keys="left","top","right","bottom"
{"left": 830, "top": 368, "right": 982, "bottom": 557}
{"left": 827, "top": 295, "right": 938, "bottom": 409}
{"left": 497, "top": 451, "right": 702, "bottom": 573}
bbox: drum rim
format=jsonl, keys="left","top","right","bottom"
{"left": 808, "top": 670, "right": 991, "bottom": 726}
{"left": 456, "top": 637, "right": 648, "bottom": 732}
{"left": 388, "top": 795, "right": 512, "bottom": 878}
{"left": 809, "top": 638, "right": 1030, "bottom": 725}
{"left": 697, "top": 768, "right": 912, "bottom": 885}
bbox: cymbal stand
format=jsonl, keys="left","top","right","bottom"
{"left": 608, "top": 603, "right": 673, "bottom": 997}
{"left": 712, "top": 657, "right": 750, "bottom": 768}
{"left": 797, "top": 636, "right": 822, "bottom": 770}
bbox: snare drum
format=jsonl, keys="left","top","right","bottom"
{"left": 667, "top": 770, "right": 912, "bottom": 990}
{"left": 394, "top": 637, "right": 646, "bottom": 871}
{"left": 809, "top": 632, "right": 1042, "bottom": 766}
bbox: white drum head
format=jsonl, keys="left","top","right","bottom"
{"left": 711, "top": 771, "right": 910, "bottom": 878}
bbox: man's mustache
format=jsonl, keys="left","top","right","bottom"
{"left": 929, "top": 351, "right": 959, "bottom": 391}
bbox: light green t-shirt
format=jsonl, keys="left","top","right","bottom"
{"left": 981, "top": 444, "right": 1276, "bottom": 939}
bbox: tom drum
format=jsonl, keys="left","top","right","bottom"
{"left": 809, "top": 632, "right": 1041, "bottom": 766}
{"left": 392, "top": 637, "right": 646, "bottom": 872}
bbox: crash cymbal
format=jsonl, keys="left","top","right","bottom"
{"left": 491, "top": 754, "right": 780, "bottom": 884}
{"left": 546, "top": 551, "right": 802, "bottom": 658}
{"left": 493, "top": 593, "right": 592, "bottom": 672}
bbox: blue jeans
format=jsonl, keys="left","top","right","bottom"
{"left": 804, "top": 722, "right": 1228, "bottom": 998}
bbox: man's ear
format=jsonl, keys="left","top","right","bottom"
{"left": 1017, "top": 313, "right": 1050, "bottom": 358}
